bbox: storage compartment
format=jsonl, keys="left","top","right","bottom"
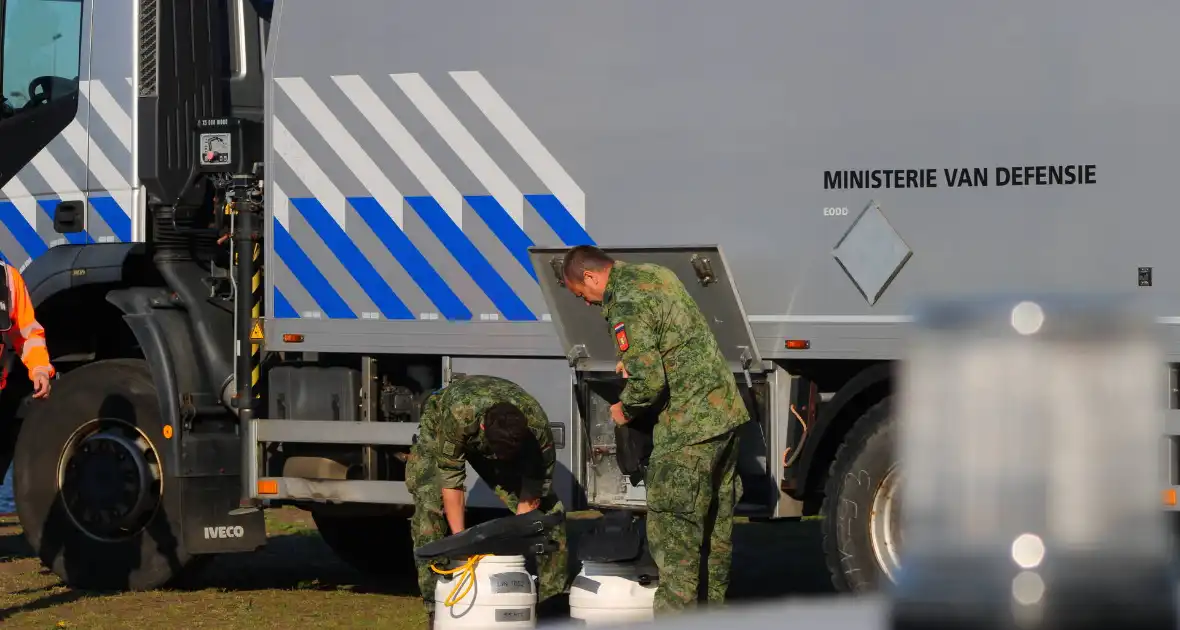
{"left": 267, "top": 365, "right": 362, "bottom": 422}
{"left": 263, "top": 364, "right": 365, "bottom": 480}
{"left": 578, "top": 374, "right": 646, "bottom": 508}
{"left": 577, "top": 372, "right": 774, "bottom": 512}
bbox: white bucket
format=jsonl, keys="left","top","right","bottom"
{"left": 568, "top": 561, "right": 658, "bottom": 626}
{"left": 434, "top": 554, "right": 537, "bottom": 630}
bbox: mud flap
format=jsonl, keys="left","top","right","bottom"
{"left": 180, "top": 476, "right": 267, "bottom": 554}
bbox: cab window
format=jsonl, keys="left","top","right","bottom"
{"left": 0, "top": 0, "right": 83, "bottom": 120}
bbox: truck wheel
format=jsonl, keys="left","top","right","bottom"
{"left": 312, "top": 512, "right": 415, "bottom": 577}
{"left": 820, "top": 398, "right": 901, "bottom": 592}
{"left": 13, "top": 359, "right": 202, "bottom": 590}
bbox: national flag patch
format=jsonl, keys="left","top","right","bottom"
{"left": 614, "top": 322, "right": 629, "bottom": 351}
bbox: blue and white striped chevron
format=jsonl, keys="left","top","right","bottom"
{"left": 269, "top": 71, "right": 595, "bottom": 322}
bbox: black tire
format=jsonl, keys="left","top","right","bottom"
{"left": 820, "top": 398, "right": 898, "bottom": 592}
{"left": 312, "top": 511, "right": 415, "bottom": 577}
{"left": 13, "top": 359, "right": 204, "bottom": 590}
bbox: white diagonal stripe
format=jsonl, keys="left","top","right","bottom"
{"left": 271, "top": 116, "right": 347, "bottom": 226}
{"left": 0, "top": 175, "right": 41, "bottom": 227}
{"left": 451, "top": 71, "right": 586, "bottom": 227}
{"left": 276, "top": 77, "right": 404, "bottom": 228}
{"left": 87, "top": 79, "right": 133, "bottom": 152}
{"left": 62, "top": 120, "right": 129, "bottom": 191}
{"left": 31, "top": 149, "right": 82, "bottom": 194}
{"left": 391, "top": 72, "right": 524, "bottom": 226}
{"left": 333, "top": 74, "right": 465, "bottom": 228}
{"left": 271, "top": 182, "right": 290, "bottom": 228}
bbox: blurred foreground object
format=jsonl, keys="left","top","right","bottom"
{"left": 891, "top": 296, "right": 1177, "bottom": 630}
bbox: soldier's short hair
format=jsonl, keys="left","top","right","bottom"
{"left": 483, "top": 402, "right": 531, "bottom": 460}
{"left": 562, "top": 245, "right": 614, "bottom": 283}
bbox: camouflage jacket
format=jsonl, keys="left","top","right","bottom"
{"left": 602, "top": 261, "right": 749, "bottom": 457}
{"left": 418, "top": 374, "right": 556, "bottom": 499}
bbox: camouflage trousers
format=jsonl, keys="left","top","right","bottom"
{"left": 405, "top": 448, "right": 568, "bottom": 614}
{"left": 645, "top": 428, "right": 742, "bottom": 615}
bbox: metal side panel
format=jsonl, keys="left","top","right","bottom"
{"left": 528, "top": 245, "right": 763, "bottom": 373}
{"left": 267, "top": 0, "right": 1180, "bottom": 361}
{"left": 259, "top": 478, "right": 411, "bottom": 504}
{"left": 449, "top": 357, "right": 582, "bottom": 511}
{"left": 263, "top": 317, "right": 562, "bottom": 355}
{"left": 255, "top": 419, "right": 418, "bottom": 445}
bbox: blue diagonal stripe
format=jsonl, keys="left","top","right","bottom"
{"left": 0, "top": 202, "right": 48, "bottom": 260}
{"left": 526, "top": 194, "right": 595, "bottom": 247}
{"left": 405, "top": 196, "right": 536, "bottom": 321}
{"left": 291, "top": 198, "right": 414, "bottom": 320}
{"left": 272, "top": 219, "right": 356, "bottom": 319}
{"left": 38, "top": 199, "right": 93, "bottom": 245}
{"left": 466, "top": 195, "right": 537, "bottom": 281}
{"left": 349, "top": 197, "right": 471, "bottom": 321}
{"left": 89, "top": 196, "right": 132, "bottom": 243}
{"left": 272, "top": 288, "right": 299, "bottom": 319}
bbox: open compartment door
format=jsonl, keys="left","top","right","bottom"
{"left": 528, "top": 245, "right": 764, "bottom": 373}
{"left": 529, "top": 246, "right": 775, "bottom": 513}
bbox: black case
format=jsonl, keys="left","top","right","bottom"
{"left": 588, "top": 376, "right": 658, "bottom": 481}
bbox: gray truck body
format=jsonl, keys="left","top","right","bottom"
{"left": 264, "top": 0, "right": 1180, "bottom": 359}
{"left": 258, "top": 0, "right": 1180, "bottom": 511}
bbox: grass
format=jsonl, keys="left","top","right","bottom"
{"left": 0, "top": 508, "right": 833, "bottom": 629}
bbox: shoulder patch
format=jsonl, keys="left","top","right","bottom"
{"left": 614, "top": 322, "right": 629, "bottom": 352}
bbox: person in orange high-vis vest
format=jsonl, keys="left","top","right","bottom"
{"left": 1, "top": 263, "right": 53, "bottom": 398}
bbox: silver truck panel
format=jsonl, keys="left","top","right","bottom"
{"left": 0, "top": 0, "right": 140, "bottom": 270}
{"left": 529, "top": 245, "right": 763, "bottom": 373}
{"left": 266, "top": 0, "right": 1180, "bottom": 359}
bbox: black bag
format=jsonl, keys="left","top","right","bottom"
{"left": 588, "top": 376, "right": 658, "bottom": 481}
{"left": 614, "top": 418, "right": 654, "bottom": 480}
{"left": 576, "top": 510, "right": 657, "bottom": 576}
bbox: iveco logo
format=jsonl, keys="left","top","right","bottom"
{"left": 204, "top": 525, "right": 245, "bottom": 539}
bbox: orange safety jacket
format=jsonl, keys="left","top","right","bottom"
{"left": 0, "top": 263, "right": 54, "bottom": 389}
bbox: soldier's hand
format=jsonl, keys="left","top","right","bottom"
{"left": 609, "top": 402, "right": 629, "bottom": 426}
{"left": 31, "top": 373, "right": 50, "bottom": 399}
{"left": 615, "top": 361, "right": 629, "bottom": 378}
{"left": 516, "top": 498, "right": 540, "bottom": 515}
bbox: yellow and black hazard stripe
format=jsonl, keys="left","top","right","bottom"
{"left": 251, "top": 241, "right": 263, "bottom": 397}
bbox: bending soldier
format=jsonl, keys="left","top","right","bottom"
{"left": 562, "top": 245, "right": 748, "bottom": 615}
{"left": 406, "top": 374, "right": 568, "bottom": 627}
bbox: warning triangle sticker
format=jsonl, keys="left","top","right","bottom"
{"left": 249, "top": 321, "right": 264, "bottom": 341}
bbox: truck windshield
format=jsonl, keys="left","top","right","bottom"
{"left": 0, "top": 0, "right": 83, "bottom": 120}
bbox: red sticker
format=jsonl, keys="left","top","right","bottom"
{"left": 614, "top": 322, "right": 629, "bottom": 351}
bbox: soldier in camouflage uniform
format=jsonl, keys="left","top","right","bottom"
{"left": 562, "top": 245, "right": 749, "bottom": 615}
{"left": 406, "top": 375, "right": 568, "bottom": 624}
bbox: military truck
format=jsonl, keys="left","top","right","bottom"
{"left": 0, "top": 0, "right": 1176, "bottom": 594}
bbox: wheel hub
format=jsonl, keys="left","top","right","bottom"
{"left": 868, "top": 465, "right": 904, "bottom": 584}
{"left": 59, "top": 419, "right": 162, "bottom": 541}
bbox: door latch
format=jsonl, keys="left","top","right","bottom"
{"left": 691, "top": 254, "right": 716, "bottom": 287}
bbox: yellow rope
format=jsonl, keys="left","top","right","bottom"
{"left": 430, "top": 555, "right": 490, "bottom": 607}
